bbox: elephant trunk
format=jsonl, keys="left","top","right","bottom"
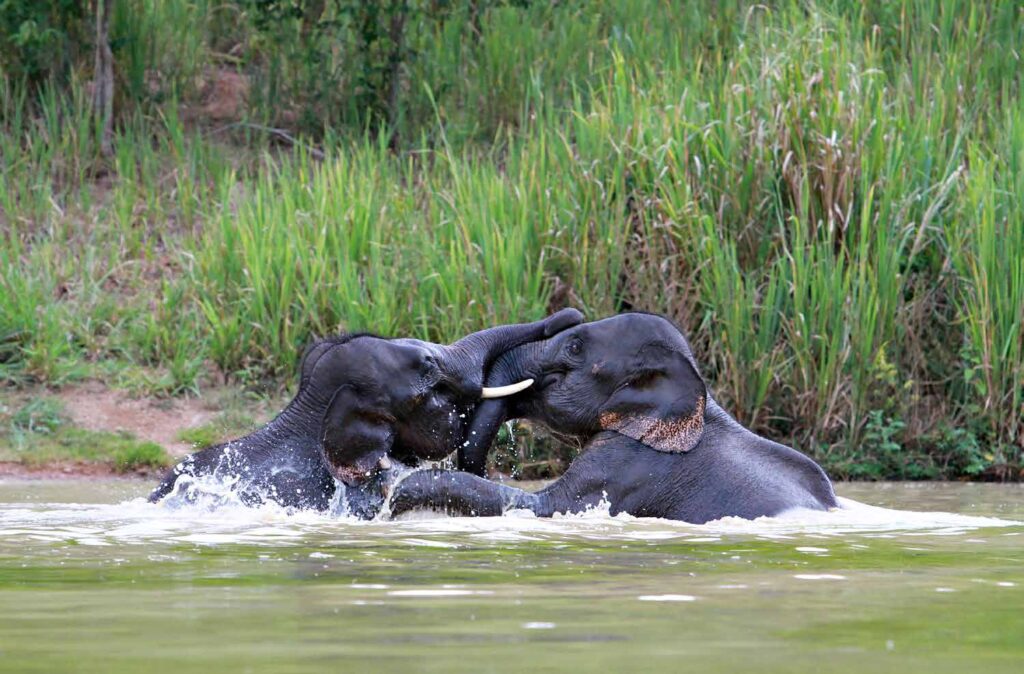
{"left": 483, "top": 340, "right": 543, "bottom": 388}
{"left": 456, "top": 339, "right": 547, "bottom": 476}
{"left": 439, "top": 308, "right": 581, "bottom": 398}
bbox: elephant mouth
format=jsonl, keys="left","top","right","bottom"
{"left": 334, "top": 465, "right": 372, "bottom": 486}
{"left": 332, "top": 453, "right": 393, "bottom": 487}
{"left": 537, "top": 370, "right": 566, "bottom": 390}
{"left": 331, "top": 378, "right": 536, "bottom": 483}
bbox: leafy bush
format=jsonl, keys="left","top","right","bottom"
{"left": 112, "top": 439, "right": 171, "bottom": 472}
{"left": 176, "top": 425, "right": 221, "bottom": 450}
{"left": 933, "top": 426, "right": 988, "bottom": 477}
{"left": 10, "top": 397, "right": 65, "bottom": 435}
{"left": 847, "top": 411, "right": 937, "bottom": 481}
{"left": 0, "top": 0, "right": 88, "bottom": 84}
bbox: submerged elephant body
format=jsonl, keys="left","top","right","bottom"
{"left": 392, "top": 407, "right": 836, "bottom": 523}
{"left": 149, "top": 422, "right": 336, "bottom": 511}
{"left": 391, "top": 313, "right": 838, "bottom": 523}
{"left": 150, "top": 434, "right": 402, "bottom": 518}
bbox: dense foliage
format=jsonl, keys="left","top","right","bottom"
{"left": 1, "top": 1, "right": 1022, "bottom": 479}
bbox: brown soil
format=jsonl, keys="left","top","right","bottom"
{"left": 57, "top": 382, "right": 218, "bottom": 458}
{"left": 185, "top": 67, "right": 250, "bottom": 123}
{"left": 0, "top": 461, "right": 159, "bottom": 480}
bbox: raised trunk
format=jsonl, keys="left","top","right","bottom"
{"left": 441, "top": 308, "right": 580, "bottom": 396}
{"left": 485, "top": 341, "right": 540, "bottom": 387}
{"left": 456, "top": 340, "right": 544, "bottom": 475}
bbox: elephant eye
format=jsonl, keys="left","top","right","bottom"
{"left": 417, "top": 354, "right": 438, "bottom": 377}
{"left": 566, "top": 338, "right": 583, "bottom": 357}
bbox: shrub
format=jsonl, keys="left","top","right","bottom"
{"left": 112, "top": 440, "right": 171, "bottom": 472}
{"left": 0, "top": 0, "right": 88, "bottom": 84}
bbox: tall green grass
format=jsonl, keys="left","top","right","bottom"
{"left": 1, "top": 0, "right": 1022, "bottom": 478}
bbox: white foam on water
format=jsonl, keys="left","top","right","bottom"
{"left": 387, "top": 589, "right": 493, "bottom": 597}
{"left": 637, "top": 594, "right": 698, "bottom": 601}
{"left": 697, "top": 496, "right": 1018, "bottom": 537}
{"left": 0, "top": 481, "right": 1020, "bottom": 549}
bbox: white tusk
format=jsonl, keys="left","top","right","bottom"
{"left": 378, "top": 455, "right": 392, "bottom": 471}
{"left": 480, "top": 378, "right": 534, "bottom": 399}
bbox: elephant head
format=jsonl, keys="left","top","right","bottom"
{"left": 307, "top": 308, "right": 584, "bottom": 485}
{"left": 458, "top": 313, "right": 707, "bottom": 475}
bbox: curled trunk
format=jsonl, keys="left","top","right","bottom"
{"left": 456, "top": 340, "right": 545, "bottom": 475}
{"left": 440, "top": 308, "right": 580, "bottom": 397}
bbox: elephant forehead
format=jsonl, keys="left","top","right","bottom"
{"left": 375, "top": 338, "right": 437, "bottom": 368}
{"left": 586, "top": 315, "right": 689, "bottom": 356}
{"left": 611, "top": 313, "right": 676, "bottom": 333}
{"left": 583, "top": 328, "right": 666, "bottom": 360}
{"left": 389, "top": 337, "right": 431, "bottom": 350}
{"left": 313, "top": 337, "right": 419, "bottom": 388}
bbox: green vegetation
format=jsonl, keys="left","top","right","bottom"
{"left": 1, "top": 1, "right": 1022, "bottom": 479}
{"left": 0, "top": 397, "right": 172, "bottom": 472}
{"left": 110, "top": 439, "right": 170, "bottom": 472}
{"left": 177, "top": 409, "right": 258, "bottom": 450}
{"left": 175, "top": 425, "right": 222, "bottom": 451}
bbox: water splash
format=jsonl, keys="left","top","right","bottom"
{"left": 373, "top": 461, "right": 424, "bottom": 521}
{"left": 158, "top": 470, "right": 248, "bottom": 511}
{"left": 0, "top": 479, "right": 1020, "bottom": 550}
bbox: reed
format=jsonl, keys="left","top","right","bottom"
{"left": 1, "top": 0, "right": 1021, "bottom": 477}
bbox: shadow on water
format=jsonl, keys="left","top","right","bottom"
{"left": 0, "top": 480, "right": 1021, "bottom": 673}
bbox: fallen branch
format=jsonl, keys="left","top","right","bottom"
{"left": 209, "top": 122, "right": 326, "bottom": 160}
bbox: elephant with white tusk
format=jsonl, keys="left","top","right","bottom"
{"left": 387, "top": 313, "right": 839, "bottom": 523}
{"left": 148, "top": 308, "right": 583, "bottom": 516}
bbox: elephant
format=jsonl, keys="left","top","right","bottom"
{"left": 148, "top": 308, "right": 584, "bottom": 516}
{"left": 387, "top": 313, "right": 839, "bottom": 523}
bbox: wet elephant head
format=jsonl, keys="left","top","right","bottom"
{"left": 459, "top": 313, "right": 707, "bottom": 474}
{"left": 306, "top": 308, "right": 583, "bottom": 485}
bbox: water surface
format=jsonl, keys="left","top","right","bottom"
{"left": 0, "top": 480, "right": 1021, "bottom": 673}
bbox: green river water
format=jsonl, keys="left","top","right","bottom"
{"left": 0, "top": 480, "right": 1020, "bottom": 673}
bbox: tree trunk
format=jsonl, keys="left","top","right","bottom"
{"left": 301, "top": 0, "right": 326, "bottom": 39}
{"left": 385, "top": 1, "right": 408, "bottom": 150}
{"left": 93, "top": 0, "right": 115, "bottom": 157}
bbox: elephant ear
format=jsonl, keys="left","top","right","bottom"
{"left": 320, "top": 385, "right": 394, "bottom": 480}
{"left": 598, "top": 345, "right": 707, "bottom": 453}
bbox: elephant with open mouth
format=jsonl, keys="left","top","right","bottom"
{"left": 387, "top": 313, "right": 839, "bottom": 523}
{"left": 148, "top": 308, "right": 583, "bottom": 517}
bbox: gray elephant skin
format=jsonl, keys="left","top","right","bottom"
{"left": 148, "top": 309, "right": 583, "bottom": 516}
{"left": 389, "top": 313, "right": 838, "bottom": 523}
